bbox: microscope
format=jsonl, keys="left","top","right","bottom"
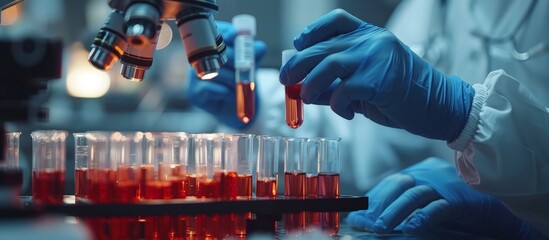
{"left": 88, "top": 0, "right": 227, "bottom": 81}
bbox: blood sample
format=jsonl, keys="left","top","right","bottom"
{"left": 233, "top": 14, "right": 257, "bottom": 124}
{"left": 220, "top": 171, "right": 238, "bottom": 199}
{"left": 256, "top": 135, "right": 279, "bottom": 198}
{"left": 256, "top": 177, "right": 277, "bottom": 198}
{"left": 185, "top": 174, "right": 198, "bottom": 197}
{"left": 73, "top": 133, "right": 88, "bottom": 198}
{"left": 197, "top": 178, "right": 222, "bottom": 198}
{"left": 236, "top": 82, "right": 255, "bottom": 124}
{"left": 282, "top": 49, "right": 304, "bottom": 129}
{"left": 32, "top": 170, "right": 65, "bottom": 204}
{"left": 319, "top": 172, "right": 340, "bottom": 196}
{"left": 237, "top": 174, "right": 252, "bottom": 197}
{"left": 1, "top": 132, "right": 23, "bottom": 204}
{"left": 87, "top": 168, "right": 116, "bottom": 203}
{"left": 31, "top": 130, "right": 67, "bottom": 205}
{"left": 139, "top": 164, "right": 154, "bottom": 199}
{"left": 284, "top": 171, "right": 306, "bottom": 197}
{"left": 74, "top": 168, "right": 88, "bottom": 198}
{"left": 285, "top": 84, "right": 304, "bottom": 128}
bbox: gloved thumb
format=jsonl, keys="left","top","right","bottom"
{"left": 293, "top": 8, "right": 362, "bottom": 51}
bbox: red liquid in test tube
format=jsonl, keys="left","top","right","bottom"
{"left": 305, "top": 174, "right": 318, "bottom": 197}
{"left": 87, "top": 169, "right": 116, "bottom": 203}
{"left": 185, "top": 174, "right": 198, "bottom": 197}
{"left": 74, "top": 168, "right": 88, "bottom": 198}
{"left": 237, "top": 174, "right": 252, "bottom": 197}
{"left": 32, "top": 170, "right": 65, "bottom": 204}
{"left": 285, "top": 84, "right": 304, "bottom": 129}
{"left": 256, "top": 178, "right": 277, "bottom": 198}
{"left": 139, "top": 165, "right": 154, "bottom": 199}
{"left": 284, "top": 171, "right": 306, "bottom": 197}
{"left": 221, "top": 171, "right": 238, "bottom": 199}
{"left": 197, "top": 178, "right": 222, "bottom": 198}
{"left": 319, "top": 172, "right": 340, "bottom": 196}
{"left": 236, "top": 82, "right": 255, "bottom": 124}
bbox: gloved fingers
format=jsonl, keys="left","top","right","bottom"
{"left": 329, "top": 83, "right": 354, "bottom": 120}
{"left": 301, "top": 52, "right": 360, "bottom": 104}
{"left": 310, "top": 80, "right": 339, "bottom": 105}
{"left": 359, "top": 174, "right": 416, "bottom": 231}
{"left": 374, "top": 185, "right": 440, "bottom": 234}
{"left": 224, "top": 40, "right": 267, "bottom": 69}
{"left": 355, "top": 103, "right": 399, "bottom": 128}
{"left": 216, "top": 21, "right": 237, "bottom": 45}
{"left": 402, "top": 199, "right": 450, "bottom": 235}
{"left": 293, "top": 8, "right": 363, "bottom": 51}
{"left": 347, "top": 210, "right": 376, "bottom": 230}
{"left": 187, "top": 77, "right": 234, "bottom": 113}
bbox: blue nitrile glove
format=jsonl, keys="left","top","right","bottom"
{"left": 186, "top": 21, "right": 267, "bottom": 129}
{"left": 346, "top": 158, "right": 546, "bottom": 239}
{"left": 279, "top": 9, "right": 474, "bottom": 141}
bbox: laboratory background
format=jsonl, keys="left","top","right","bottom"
{"left": 1, "top": 0, "right": 399, "bottom": 239}
{"left": 1, "top": 0, "right": 399, "bottom": 196}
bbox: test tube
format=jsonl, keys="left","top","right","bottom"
{"left": 283, "top": 137, "right": 307, "bottom": 235}
{"left": 225, "top": 133, "right": 255, "bottom": 199}
{"left": 283, "top": 137, "right": 307, "bottom": 197}
{"left": 317, "top": 137, "right": 341, "bottom": 196}
{"left": 111, "top": 132, "right": 142, "bottom": 203}
{"left": 143, "top": 132, "right": 178, "bottom": 200}
{"left": 73, "top": 133, "right": 88, "bottom": 199}
{"left": 110, "top": 132, "right": 142, "bottom": 239}
{"left": 171, "top": 132, "right": 189, "bottom": 199}
{"left": 233, "top": 14, "right": 257, "bottom": 124}
{"left": 317, "top": 137, "right": 341, "bottom": 237}
{"left": 194, "top": 133, "right": 223, "bottom": 199}
{"left": 86, "top": 131, "right": 116, "bottom": 203}
{"left": 282, "top": 49, "right": 304, "bottom": 129}
{"left": 305, "top": 138, "right": 319, "bottom": 198}
{"left": 304, "top": 138, "right": 321, "bottom": 230}
{"left": 0, "top": 132, "right": 22, "bottom": 205}
{"left": 31, "top": 130, "right": 67, "bottom": 205}
{"left": 256, "top": 135, "right": 279, "bottom": 198}
{"left": 225, "top": 133, "right": 255, "bottom": 236}
{"left": 193, "top": 133, "right": 224, "bottom": 238}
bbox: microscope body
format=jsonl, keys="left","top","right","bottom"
{"left": 89, "top": 0, "right": 226, "bottom": 81}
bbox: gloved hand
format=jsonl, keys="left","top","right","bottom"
{"left": 346, "top": 158, "right": 545, "bottom": 239}
{"left": 279, "top": 9, "right": 474, "bottom": 141}
{"left": 186, "top": 21, "right": 267, "bottom": 129}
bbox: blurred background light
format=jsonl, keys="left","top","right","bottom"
{"left": 66, "top": 43, "right": 111, "bottom": 98}
{"left": 0, "top": 4, "right": 20, "bottom": 25}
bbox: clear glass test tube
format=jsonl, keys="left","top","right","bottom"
{"left": 283, "top": 137, "right": 307, "bottom": 197}
{"left": 317, "top": 137, "right": 341, "bottom": 197}
{"left": 170, "top": 132, "right": 189, "bottom": 199}
{"left": 282, "top": 49, "right": 304, "bottom": 129}
{"left": 256, "top": 135, "right": 279, "bottom": 198}
{"left": 31, "top": 130, "right": 68, "bottom": 205}
{"left": 233, "top": 14, "right": 257, "bottom": 124}
{"left": 225, "top": 133, "right": 255, "bottom": 236}
{"left": 73, "top": 133, "right": 88, "bottom": 199}
{"left": 193, "top": 133, "right": 223, "bottom": 199}
{"left": 317, "top": 137, "right": 341, "bottom": 237}
{"left": 143, "top": 132, "right": 177, "bottom": 200}
{"left": 111, "top": 132, "right": 142, "bottom": 203}
{"left": 283, "top": 136, "right": 307, "bottom": 235}
{"left": 1, "top": 132, "right": 22, "bottom": 205}
{"left": 305, "top": 138, "right": 319, "bottom": 198}
{"left": 225, "top": 133, "right": 255, "bottom": 199}
{"left": 86, "top": 131, "right": 115, "bottom": 203}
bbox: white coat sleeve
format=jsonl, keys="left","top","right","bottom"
{"left": 448, "top": 70, "right": 549, "bottom": 235}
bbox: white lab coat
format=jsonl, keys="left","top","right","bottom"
{"left": 387, "top": 0, "right": 549, "bottom": 235}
